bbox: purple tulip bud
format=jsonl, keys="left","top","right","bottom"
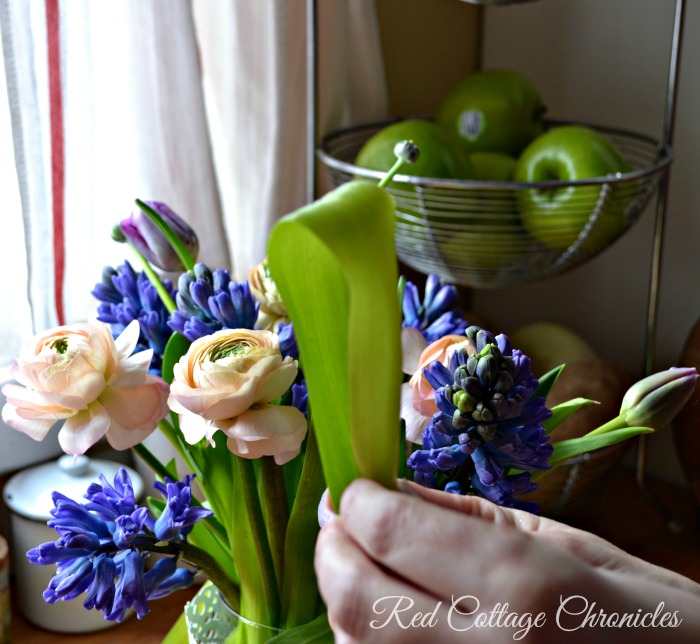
{"left": 120, "top": 201, "right": 198, "bottom": 271}
{"left": 620, "top": 366, "right": 698, "bottom": 429}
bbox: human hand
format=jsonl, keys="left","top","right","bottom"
{"left": 314, "top": 479, "right": 700, "bottom": 643}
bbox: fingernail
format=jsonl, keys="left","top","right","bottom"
{"left": 318, "top": 488, "right": 337, "bottom": 527}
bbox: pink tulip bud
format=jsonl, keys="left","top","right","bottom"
{"left": 620, "top": 366, "right": 698, "bottom": 429}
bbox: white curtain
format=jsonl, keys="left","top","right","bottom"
{"left": 0, "top": 0, "right": 387, "bottom": 471}
{"left": 193, "top": 0, "right": 387, "bottom": 279}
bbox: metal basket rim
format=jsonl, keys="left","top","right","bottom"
{"left": 317, "top": 117, "right": 673, "bottom": 190}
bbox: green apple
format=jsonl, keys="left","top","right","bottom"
{"left": 436, "top": 69, "right": 545, "bottom": 157}
{"left": 470, "top": 151, "right": 517, "bottom": 181}
{"left": 355, "top": 119, "right": 474, "bottom": 182}
{"left": 514, "top": 125, "right": 633, "bottom": 251}
{"left": 438, "top": 227, "right": 527, "bottom": 275}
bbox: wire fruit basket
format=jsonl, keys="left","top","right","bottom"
{"left": 317, "top": 119, "right": 672, "bottom": 289}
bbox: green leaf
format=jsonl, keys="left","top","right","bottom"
{"left": 549, "top": 426, "right": 652, "bottom": 467}
{"left": 161, "top": 609, "right": 188, "bottom": 644}
{"left": 397, "top": 418, "right": 407, "bottom": 480}
{"left": 162, "top": 332, "right": 191, "bottom": 384}
{"left": 542, "top": 397, "right": 600, "bottom": 435}
{"left": 268, "top": 181, "right": 402, "bottom": 509}
{"left": 281, "top": 423, "right": 325, "bottom": 629}
{"left": 532, "top": 364, "right": 565, "bottom": 400}
{"left": 268, "top": 612, "right": 333, "bottom": 643}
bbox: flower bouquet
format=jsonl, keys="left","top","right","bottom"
{"left": 2, "top": 147, "right": 697, "bottom": 643}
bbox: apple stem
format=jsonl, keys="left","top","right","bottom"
{"left": 378, "top": 140, "right": 420, "bottom": 188}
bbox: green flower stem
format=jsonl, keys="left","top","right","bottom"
{"left": 135, "top": 199, "right": 196, "bottom": 272}
{"left": 582, "top": 414, "right": 628, "bottom": 437}
{"left": 377, "top": 141, "right": 417, "bottom": 188}
{"left": 142, "top": 541, "right": 240, "bottom": 613}
{"left": 259, "top": 456, "right": 288, "bottom": 592}
{"left": 126, "top": 240, "right": 178, "bottom": 313}
{"left": 281, "top": 422, "right": 325, "bottom": 629}
{"left": 132, "top": 442, "right": 175, "bottom": 481}
{"left": 236, "top": 456, "right": 281, "bottom": 629}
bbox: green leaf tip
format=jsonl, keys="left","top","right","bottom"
{"left": 268, "top": 181, "right": 402, "bottom": 509}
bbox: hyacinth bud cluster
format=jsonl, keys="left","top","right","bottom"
{"left": 167, "top": 263, "right": 257, "bottom": 341}
{"left": 167, "top": 262, "right": 299, "bottom": 360}
{"left": 92, "top": 261, "right": 176, "bottom": 375}
{"left": 27, "top": 469, "right": 211, "bottom": 622}
{"left": 402, "top": 274, "right": 468, "bottom": 344}
{"left": 408, "top": 326, "right": 553, "bottom": 511}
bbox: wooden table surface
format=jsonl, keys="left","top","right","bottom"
{"left": 9, "top": 468, "right": 700, "bottom": 642}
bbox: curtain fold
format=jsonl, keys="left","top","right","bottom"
{"left": 1, "top": 0, "right": 387, "bottom": 340}
{"left": 193, "top": 0, "right": 388, "bottom": 280}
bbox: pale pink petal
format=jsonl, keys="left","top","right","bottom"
{"left": 172, "top": 377, "right": 260, "bottom": 421}
{"left": 225, "top": 405, "right": 307, "bottom": 464}
{"left": 58, "top": 403, "right": 111, "bottom": 454}
{"left": 412, "top": 383, "right": 438, "bottom": 418}
{"left": 254, "top": 360, "right": 298, "bottom": 403}
{"left": 401, "top": 327, "right": 427, "bottom": 375}
{"left": 107, "top": 349, "right": 153, "bottom": 387}
{"left": 200, "top": 353, "right": 282, "bottom": 389}
{"left": 99, "top": 379, "right": 169, "bottom": 431}
{"left": 2, "top": 384, "right": 74, "bottom": 419}
{"left": 1, "top": 403, "right": 57, "bottom": 441}
{"left": 85, "top": 323, "right": 116, "bottom": 374}
{"left": 40, "top": 363, "right": 106, "bottom": 406}
{"left": 178, "top": 410, "right": 220, "bottom": 446}
{"left": 400, "top": 383, "right": 431, "bottom": 444}
{"left": 113, "top": 320, "right": 141, "bottom": 362}
{"left": 104, "top": 420, "right": 156, "bottom": 451}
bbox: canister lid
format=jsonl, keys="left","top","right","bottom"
{"left": 3, "top": 455, "right": 144, "bottom": 521}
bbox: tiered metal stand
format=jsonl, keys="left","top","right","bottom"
{"left": 307, "top": 0, "right": 688, "bottom": 529}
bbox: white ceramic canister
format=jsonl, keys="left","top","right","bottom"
{"left": 3, "top": 455, "right": 144, "bottom": 633}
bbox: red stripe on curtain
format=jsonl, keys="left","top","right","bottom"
{"left": 45, "top": 0, "right": 65, "bottom": 325}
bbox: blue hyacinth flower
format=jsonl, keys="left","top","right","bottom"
{"left": 402, "top": 273, "right": 468, "bottom": 343}
{"left": 407, "top": 325, "right": 553, "bottom": 512}
{"left": 168, "top": 262, "right": 259, "bottom": 342}
{"left": 27, "top": 468, "right": 207, "bottom": 622}
{"left": 92, "top": 261, "right": 175, "bottom": 375}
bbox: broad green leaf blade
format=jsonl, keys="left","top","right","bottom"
{"left": 268, "top": 181, "right": 402, "bottom": 508}
{"left": 162, "top": 332, "right": 191, "bottom": 384}
{"left": 532, "top": 364, "right": 565, "bottom": 400}
{"left": 542, "top": 397, "right": 600, "bottom": 435}
{"left": 162, "top": 609, "right": 188, "bottom": 644}
{"left": 549, "top": 426, "right": 652, "bottom": 464}
{"left": 281, "top": 423, "right": 325, "bottom": 628}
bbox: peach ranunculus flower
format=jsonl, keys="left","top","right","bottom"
{"left": 249, "top": 259, "right": 289, "bottom": 332}
{"left": 400, "top": 329, "right": 475, "bottom": 444}
{"left": 1, "top": 320, "right": 169, "bottom": 454}
{"left": 168, "top": 328, "right": 307, "bottom": 465}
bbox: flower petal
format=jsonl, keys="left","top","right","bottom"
{"left": 178, "top": 411, "right": 219, "bottom": 446}
{"left": 58, "top": 403, "right": 111, "bottom": 454}
{"left": 99, "top": 379, "right": 169, "bottom": 431}
{"left": 401, "top": 327, "right": 427, "bottom": 375}
{"left": 113, "top": 320, "right": 141, "bottom": 362}
{"left": 254, "top": 359, "right": 298, "bottom": 403}
{"left": 108, "top": 349, "right": 154, "bottom": 388}
{"left": 1, "top": 403, "right": 57, "bottom": 441}
{"left": 400, "top": 383, "right": 431, "bottom": 444}
{"left": 225, "top": 405, "right": 307, "bottom": 464}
